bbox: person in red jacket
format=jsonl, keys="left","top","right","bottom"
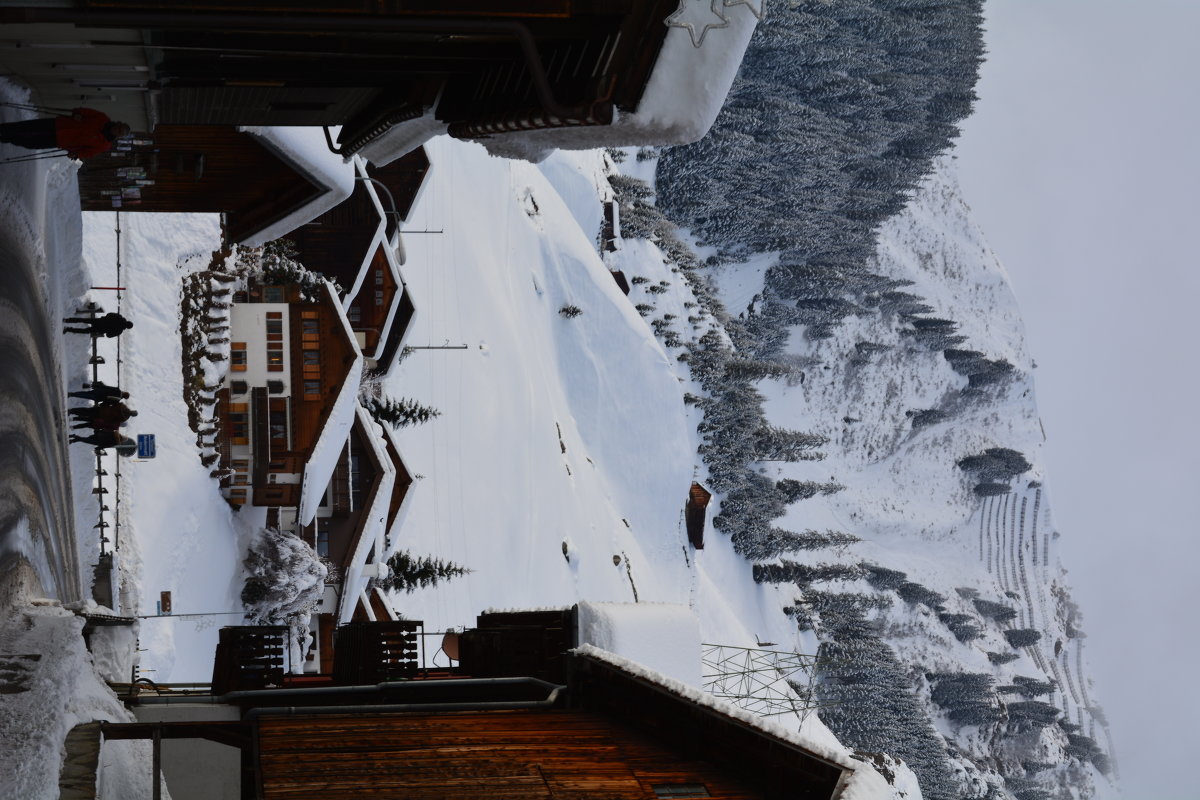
{"left": 0, "top": 107, "right": 130, "bottom": 160}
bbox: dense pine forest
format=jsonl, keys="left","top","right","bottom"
{"left": 615, "top": 2, "right": 1107, "bottom": 798}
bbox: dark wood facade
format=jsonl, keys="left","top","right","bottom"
{"left": 1, "top": 1, "right": 677, "bottom": 154}
{"left": 346, "top": 243, "right": 399, "bottom": 354}
{"left": 78, "top": 125, "right": 325, "bottom": 244}
{"left": 256, "top": 707, "right": 770, "bottom": 800}
{"left": 119, "top": 610, "right": 852, "bottom": 799}
{"left": 146, "top": 647, "right": 847, "bottom": 800}
{"left": 284, "top": 180, "right": 381, "bottom": 285}
{"left": 372, "top": 147, "right": 431, "bottom": 233}
{"left": 303, "top": 409, "right": 387, "bottom": 569}
{"left": 284, "top": 150, "right": 427, "bottom": 373}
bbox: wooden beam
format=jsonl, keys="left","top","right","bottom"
{"left": 100, "top": 721, "right": 252, "bottom": 750}
{"left": 152, "top": 726, "right": 161, "bottom": 800}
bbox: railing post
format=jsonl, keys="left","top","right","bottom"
{"left": 152, "top": 726, "right": 162, "bottom": 800}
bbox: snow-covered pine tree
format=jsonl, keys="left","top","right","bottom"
{"left": 363, "top": 395, "right": 441, "bottom": 429}
{"left": 383, "top": 551, "right": 471, "bottom": 593}
{"left": 777, "top": 478, "right": 844, "bottom": 503}
{"left": 752, "top": 425, "right": 828, "bottom": 462}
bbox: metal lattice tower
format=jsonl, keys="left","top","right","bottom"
{"left": 701, "top": 644, "right": 823, "bottom": 719}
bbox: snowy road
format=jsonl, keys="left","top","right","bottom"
{"left": 0, "top": 216, "right": 80, "bottom": 605}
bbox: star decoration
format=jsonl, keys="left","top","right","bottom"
{"left": 723, "top": 0, "right": 765, "bottom": 21}
{"left": 665, "top": 0, "right": 730, "bottom": 48}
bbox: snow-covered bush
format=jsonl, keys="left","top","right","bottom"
{"left": 241, "top": 527, "right": 327, "bottom": 626}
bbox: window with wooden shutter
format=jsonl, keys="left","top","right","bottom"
{"left": 231, "top": 342, "right": 247, "bottom": 372}
{"left": 229, "top": 403, "right": 249, "bottom": 445}
{"left": 267, "top": 341, "right": 284, "bottom": 372}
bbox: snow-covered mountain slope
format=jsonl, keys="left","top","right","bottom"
{"left": 380, "top": 138, "right": 911, "bottom": 794}
{"left": 720, "top": 156, "right": 1119, "bottom": 800}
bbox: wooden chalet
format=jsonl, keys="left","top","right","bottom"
{"left": 216, "top": 279, "right": 361, "bottom": 516}
{"left": 284, "top": 153, "right": 426, "bottom": 374}
{"left": 0, "top": 0, "right": 745, "bottom": 165}
{"left": 301, "top": 403, "right": 420, "bottom": 675}
{"left": 77, "top": 125, "right": 353, "bottom": 245}
{"left": 114, "top": 609, "right": 855, "bottom": 800}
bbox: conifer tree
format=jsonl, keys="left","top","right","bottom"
{"left": 382, "top": 551, "right": 471, "bottom": 593}
{"left": 364, "top": 395, "right": 441, "bottom": 429}
{"left": 1004, "top": 628, "right": 1042, "bottom": 648}
{"left": 777, "top": 479, "right": 845, "bottom": 503}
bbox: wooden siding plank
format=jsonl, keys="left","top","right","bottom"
{"left": 256, "top": 709, "right": 767, "bottom": 799}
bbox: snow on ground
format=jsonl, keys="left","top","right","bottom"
{"left": 0, "top": 569, "right": 156, "bottom": 800}
{"left": 81, "top": 211, "right": 248, "bottom": 683}
{"left": 381, "top": 136, "right": 901, "bottom": 793}
{"left": 576, "top": 601, "right": 701, "bottom": 687}
{"left": 384, "top": 138, "right": 803, "bottom": 654}
{"left": 0, "top": 77, "right": 163, "bottom": 794}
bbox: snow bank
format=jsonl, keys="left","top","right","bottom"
{"left": 0, "top": 574, "right": 154, "bottom": 800}
{"left": 238, "top": 126, "right": 355, "bottom": 246}
{"left": 576, "top": 601, "right": 701, "bottom": 687}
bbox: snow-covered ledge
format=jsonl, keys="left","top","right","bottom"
{"left": 361, "top": 5, "right": 759, "bottom": 165}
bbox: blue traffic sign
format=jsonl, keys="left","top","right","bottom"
{"left": 137, "top": 434, "right": 156, "bottom": 459}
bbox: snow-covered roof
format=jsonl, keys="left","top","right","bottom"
{"left": 340, "top": 223, "right": 388, "bottom": 308}
{"left": 360, "top": 8, "right": 758, "bottom": 165}
{"left": 334, "top": 157, "right": 415, "bottom": 363}
{"left": 337, "top": 405, "right": 397, "bottom": 624}
{"left": 297, "top": 281, "right": 364, "bottom": 526}
{"left": 573, "top": 645, "right": 897, "bottom": 800}
{"left": 576, "top": 601, "right": 701, "bottom": 687}
{"left": 357, "top": 114, "right": 448, "bottom": 171}
{"left": 377, "top": 422, "right": 418, "bottom": 554}
{"left": 238, "top": 126, "right": 356, "bottom": 247}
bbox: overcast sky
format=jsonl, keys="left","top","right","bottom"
{"left": 953, "top": 1, "right": 1200, "bottom": 797}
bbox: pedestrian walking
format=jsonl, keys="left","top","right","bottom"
{"left": 0, "top": 107, "right": 131, "bottom": 160}
{"left": 63, "top": 312, "right": 133, "bottom": 337}
{"left": 67, "top": 381, "right": 130, "bottom": 403}
{"left": 69, "top": 402, "right": 136, "bottom": 428}
{"left": 68, "top": 430, "right": 136, "bottom": 454}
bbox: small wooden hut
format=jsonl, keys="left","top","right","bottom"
{"left": 685, "top": 482, "right": 713, "bottom": 550}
